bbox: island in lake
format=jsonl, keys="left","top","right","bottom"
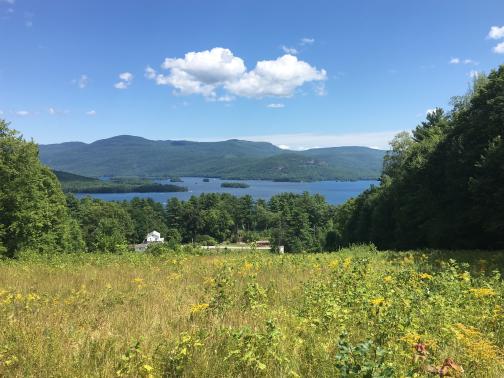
{"left": 220, "top": 182, "right": 250, "bottom": 188}
{"left": 53, "top": 171, "right": 188, "bottom": 193}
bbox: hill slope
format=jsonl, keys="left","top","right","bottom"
{"left": 40, "top": 136, "right": 386, "bottom": 181}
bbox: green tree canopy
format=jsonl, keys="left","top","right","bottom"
{"left": 0, "top": 120, "right": 84, "bottom": 257}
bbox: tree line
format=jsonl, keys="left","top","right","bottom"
{"left": 66, "top": 191, "right": 338, "bottom": 254}
{"left": 331, "top": 65, "right": 504, "bottom": 250}
{"left": 0, "top": 121, "right": 338, "bottom": 257}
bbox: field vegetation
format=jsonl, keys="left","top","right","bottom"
{"left": 1, "top": 246, "right": 503, "bottom": 377}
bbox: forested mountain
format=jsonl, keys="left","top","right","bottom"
{"left": 331, "top": 65, "right": 504, "bottom": 250}
{"left": 39, "top": 137, "right": 386, "bottom": 181}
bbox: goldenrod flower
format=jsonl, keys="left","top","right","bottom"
{"left": 418, "top": 273, "right": 433, "bottom": 280}
{"left": 190, "top": 303, "right": 209, "bottom": 314}
{"left": 143, "top": 364, "right": 154, "bottom": 372}
{"left": 469, "top": 287, "right": 496, "bottom": 298}
{"left": 370, "top": 297, "right": 386, "bottom": 306}
{"left": 343, "top": 257, "right": 352, "bottom": 270}
{"left": 329, "top": 260, "right": 339, "bottom": 269}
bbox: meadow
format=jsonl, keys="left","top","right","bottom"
{"left": 1, "top": 246, "right": 503, "bottom": 377}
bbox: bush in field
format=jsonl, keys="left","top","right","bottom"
{"left": 145, "top": 243, "right": 174, "bottom": 256}
{"left": 195, "top": 234, "right": 217, "bottom": 246}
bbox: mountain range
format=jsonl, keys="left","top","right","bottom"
{"left": 39, "top": 136, "right": 386, "bottom": 181}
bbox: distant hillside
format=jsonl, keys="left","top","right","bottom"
{"left": 40, "top": 136, "right": 386, "bottom": 181}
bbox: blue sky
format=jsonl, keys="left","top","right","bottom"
{"left": 1, "top": 0, "right": 503, "bottom": 149}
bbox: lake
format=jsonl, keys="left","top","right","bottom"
{"left": 76, "top": 177, "right": 378, "bottom": 205}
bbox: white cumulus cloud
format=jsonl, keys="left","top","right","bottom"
{"left": 267, "top": 103, "right": 285, "bottom": 108}
{"left": 449, "top": 57, "right": 460, "bottom": 64}
{"left": 147, "top": 48, "right": 326, "bottom": 99}
{"left": 149, "top": 47, "right": 246, "bottom": 97}
{"left": 487, "top": 26, "right": 504, "bottom": 54}
{"left": 493, "top": 42, "right": 504, "bottom": 54}
{"left": 225, "top": 54, "right": 326, "bottom": 98}
{"left": 488, "top": 26, "right": 504, "bottom": 39}
{"left": 145, "top": 66, "right": 156, "bottom": 79}
{"left": 114, "top": 72, "right": 133, "bottom": 89}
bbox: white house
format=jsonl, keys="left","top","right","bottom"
{"left": 144, "top": 231, "right": 164, "bottom": 243}
{"left": 134, "top": 231, "right": 165, "bottom": 251}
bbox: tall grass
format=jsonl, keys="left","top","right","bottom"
{"left": 1, "top": 246, "right": 503, "bottom": 377}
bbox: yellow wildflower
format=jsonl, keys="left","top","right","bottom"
{"left": 26, "top": 293, "right": 40, "bottom": 301}
{"left": 370, "top": 297, "right": 386, "bottom": 306}
{"left": 4, "top": 356, "right": 18, "bottom": 366}
{"left": 343, "top": 257, "right": 352, "bottom": 270}
{"left": 418, "top": 273, "right": 433, "bottom": 280}
{"left": 469, "top": 288, "right": 496, "bottom": 298}
{"left": 190, "top": 303, "right": 209, "bottom": 314}
{"left": 400, "top": 331, "right": 421, "bottom": 345}
{"left": 329, "top": 260, "right": 339, "bottom": 269}
{"left": 452, "top": 323, "right": 502, "bottom": 366}
{"left": 143, "top": 364, "right": 154, "bottom": 372}
{"left": 203, "top": 276, "right": 215, "bottom": 287}
{"left": 383, "top": 275, "right": 393, "bottom": 283}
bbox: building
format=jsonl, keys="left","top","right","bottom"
{"left": 144, "top": 231, "right": 164, "bottom": 243}
{"left": 134, "top": 231, "right": 164, "bottom": 252}
{"left": 256, "top": 240, "right": 270, "bottom": 247}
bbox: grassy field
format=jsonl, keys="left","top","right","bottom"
{"left": 1, "top": 246, "right": 503, "bottom": 377}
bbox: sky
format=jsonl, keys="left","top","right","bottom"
{"left": 1, "top": 0, "right": 504, "bottom": 150}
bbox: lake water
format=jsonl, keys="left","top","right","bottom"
{"left": 76, "top": 177, "right": 379, "bottom": 205}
